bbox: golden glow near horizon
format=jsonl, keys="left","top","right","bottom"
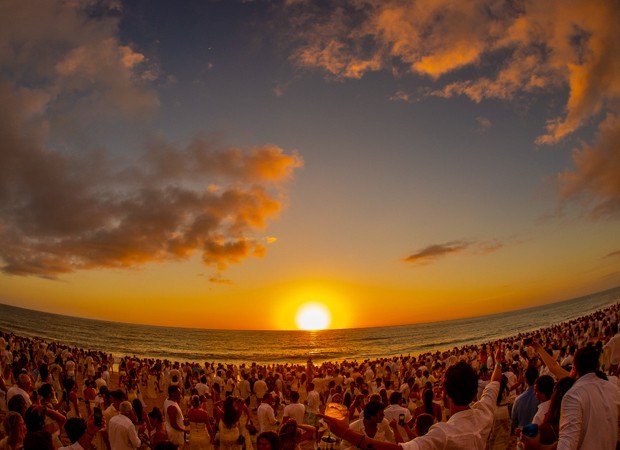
{"left": 295, "top": 302, "right": 331, "bottom": 330}
{"left": 1, "top": 1, "right": 620, "bottom": 332}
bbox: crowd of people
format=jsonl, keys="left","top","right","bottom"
{"left": 1, "top": 302, "right": 619, "bottom": 450}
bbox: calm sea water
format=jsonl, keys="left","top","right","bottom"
{"left": 1, "top": 286, "right": 619, "bottom": 365}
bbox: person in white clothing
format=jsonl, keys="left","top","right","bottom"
{"left": 108, "top": 401, "right": 141, "bottom": 450}
{"left": 531, "top": 375, "right": 554, "bottom": 426}
{"left": 283, "top": 391, "right": 306, "bottom": 424}
{"left": 321, "top": 347, "right": 505, "bottom": 450}
{"left": 555, "top": 346, "right": 620, "bottom": 450}
{"left": 604, "top": 326, "right": 620, "bottom": 372}
{"left": 383, "top": 392, "right": 413, "bottom": 441}
{"left": 257, "top": 394, "right": 279, "bottom": 433}
{"left": 163, "top": 385, "right": 187, "bottom": 447}
{"left": 7, "top": 373, "right": 32, "bottom": 407}
{"left": 305, "top": 383, "right": 320, "bottom": 414}
{"left": 341, "top": 400, "right": 396, "bottom": 450}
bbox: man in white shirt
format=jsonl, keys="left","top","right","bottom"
{"left": 305, "top": 382, "right": 320, "bottom": 414}
{"left": 108, "top": 401, "right": 141, "bottom": 450}
{"left": 341, "top": 401, "right": 395, "bottom": 450}
{"left": 556, "top": 346, "right": 620, "bottom": 450}
{"left": 531, "top": 375, "right": 554, "bottom": 425}
{"left": 321, "top": 347, "right": 505, "bottom": 450}
{"left": 283, "top": 391, "right": 306, "bottom": 424}
{"left": 383, "top": 391, "right": 413, "bottom": 441}
{"left": 257, "top": 394, "right": 279, "bottom": 433}
{"left": 7, "top": 373, "right": 32, "bottom": 407}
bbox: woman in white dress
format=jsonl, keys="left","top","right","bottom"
{"left": 188, "top": 395, "right": 214, "bottom": 450}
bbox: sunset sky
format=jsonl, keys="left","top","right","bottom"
{"left": 1, "top": 0, "right": 619, "bottom": 331}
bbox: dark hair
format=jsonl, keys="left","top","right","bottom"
{"left": 290, "top": 391, "right": 300, "bottom": 402}
{"left": 496, "top": 375, "right": 508, "bottom": 406}
{"left": 23, "top": 430, "right": 55, "bottom": 450}
{"left": 132, "top": 399, "right": 144, "bottom": 422}
{"left": 443, "top": 362, "right": 477, "bottom": 406}
{"left": 8, "top": 394, "right": 27, "bottom": 415}
{"left": 148, "top": 406, "right": 163, "bottom": 422}
{"left": 535, "top": 375, "right": 555, "bottom": 400}
{"left": 389, "top": 391, "right": 402, "bottom": 405}
{"left": 362, "top": 400, "right": 384, "bottom": 420}
{"left": 168, "top": 385, "right": 180, "bottom": 397}
{"left": 525, "top": 366, "right": 539, "bottom": 386}
{"left": 574, "top": 345, "right": 600, "bottom": 376}
{"left": 37, "top": 383, "right": 53, "bottom": 400}
{"left": 257, "top": 431, "right": 280, "bottom": 450}
{"left": 154, "top": 441, "right": 179, "bottom": 450}
{"left": 423, "top": 388, "right": 435, "bottom": 413}
{"left": 24, "top": 406, "right": 46, "bottom": 432}
{"left": 222, "top": 396, "right": 241, "bottom": 428}
{"left": 414, "top": 413, "right": 434, "bottom": 437}
{"left": 543, "top": 377, "right": 576, "bottom": 426}
{"left": 64, "top": 417, "right": 87, "bottom": 443}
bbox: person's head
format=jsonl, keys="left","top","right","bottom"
{"left": 414, "top": 413, "right": 434, "bottom": 437}
{"left": 8, "top": 394, "right": 27, "bottom": 416}
{"left": 525, "top": 366, "right": 539, "bottom": 386}
{"left": 362, "top": 400, "right": 385, "bottom": 422}
{"left": 23, "top": 430, "right": 54, "bottom": 450}
{"left": 24, "top": 405, "right": 46, "bottom": 433}
{"left": 191, "top": 395, "right": 201, "bottom": 408}
{"left": 534, "top": 375, "right": 555, "bottom": 402}
{"left": 290, "top": 391, "right": 300, "bottom": 403}
{"left": 148, "top": 407, "right": 163, "bottom": 425}
{"left": 17, "top": 373, "right": 32, "bottom": 391}
{"left": 442, "top": 362, "right": 477, "bottom": 407}
{"left": 168, "top": 385, "right": 181, "bottom": 401}
{"left": 64, "top": 417, "right": 87, "bottom": 443}
{"left": 257, "top": 431, "right": 280, "bottom": 450}
{"left": 111, "top": 389, "right": 126, "bottom": 406}
{"left": 2, "top": 411, "right": 26, "bottom": 446}
{"left": 389, "top": 391, "right": 402, "bottom": 405}
{"left": 573, "top": 345, "right": 600, "bottom": 376}
{"left": 307, "top": 382, "right": 315, "bottom": 391}
{"left": 119, "top": 401, "right": 135, "bottom": 421}
{"left": 278, "top": 419, "right": 298, "bottom": 450}
{"left": 37, "top": 383, "right": 54, "bottom": 402}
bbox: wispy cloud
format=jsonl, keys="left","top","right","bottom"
{"left": 604, "top": 250, "right": 620, "bottom": 259}
{"left": 0, "top": 0, "right": 304, "bottom": 279}
{"left": 404, "top": 238, "right": 504, "bottom": 265}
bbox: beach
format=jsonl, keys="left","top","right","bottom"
{"left": 1, "top": 297, "right": 619, "bottom": 449}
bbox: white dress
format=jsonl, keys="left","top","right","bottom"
{"left": 189, "top": 421, "right": 212, "bottom": 450}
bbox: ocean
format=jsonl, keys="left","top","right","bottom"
{"left": 1, "top": 286, "right": 619, "bottom": 366}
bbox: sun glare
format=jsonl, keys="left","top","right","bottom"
{"left": 295, "top": 302, "right": 331, "bottom": 330}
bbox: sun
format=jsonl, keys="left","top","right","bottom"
{"left": 295, "top": 302, "right": 331, "bottom": 330}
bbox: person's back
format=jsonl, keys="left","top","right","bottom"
{"left": 558, "top": 346, "right": 620, "bottom": 450}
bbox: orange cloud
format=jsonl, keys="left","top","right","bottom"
{"left": 558, "top": 113, "right": 620, "bottom": 219}
{"left": 284, "top": 0, "right": 619, "bottom": 144}
{"left": 0, "top": 0, "right": 304, "bottom": 279}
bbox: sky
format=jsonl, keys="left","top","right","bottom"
{"left": 1, "top": 0, "right": 619, "bottom": 331}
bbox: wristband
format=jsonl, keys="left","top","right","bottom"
{"left": 495, "top": 363, "right": 502, "bottom": 367}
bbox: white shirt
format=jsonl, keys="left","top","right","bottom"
{"left": 384, "top": 404, "right": 412, "bottom": 440}
{"left": 341, "top": 418, "right": 395, "bottom": 450}
{"left": 59, "top": 443, "right": 86, "bottom": 450}
{"left": 108, "top": 414, "right": 141, "bottom": 450}
{"left": 558, "top": 373, "right": 620, "bottom": 450}
{"left": 306, "top": 390, "right": 320, "bottom": 413}
{"left": 283, "top": 402, "right": 306, "bottom": 423}
{"left": 400, "top": 380, "right": 499, "bottom": 450}
{"left": 532, "top": 400, "right": 549, "bottom": 425}
{"left": 605, "top": 334, "right": 620, "bottom": 365}
{"left": 257, "top": 402, "right": 278, "bottom": 433}
{"left": 6, "top": 386, "right": 32, "bottom": 406}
